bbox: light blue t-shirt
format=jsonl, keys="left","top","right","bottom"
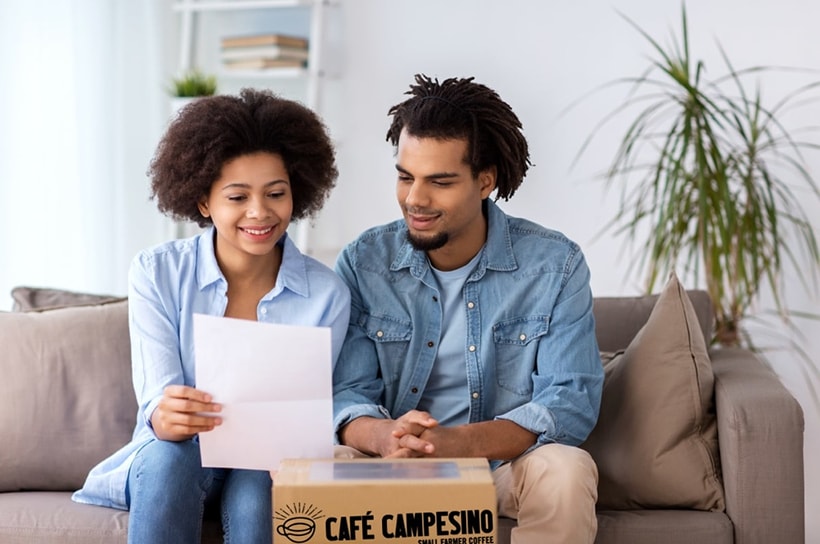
{"left": 419, "top": 251, "right": 483, "bottom": 426}
{"left": 72, "top": 228, "right": 351, "bottom": 510}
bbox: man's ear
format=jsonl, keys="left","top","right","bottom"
{"left": 197, "top": 199, "right": 210, "bottom": 218}
{"left": 479, "top": 166, "right": 497, "bottom": 199}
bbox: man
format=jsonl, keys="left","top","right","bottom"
{"left": 332, "top": 74, "right": 603, "bottom": 544}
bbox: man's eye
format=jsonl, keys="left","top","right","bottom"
{"left": 432, "top": 181, "right": 452, "bottom": 187}
{"left": 397, "top": 175, "right": 412, "bottom": 182}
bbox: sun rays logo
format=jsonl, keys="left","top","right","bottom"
{"left": 274, "top": 502, "right": 325, "bottom": 543}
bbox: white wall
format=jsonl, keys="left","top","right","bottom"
{"left": 0, "top": 0, "right": 173, "bottom": 304}
{"left": 308, "top": 0, "right": 820, "bottom": 539}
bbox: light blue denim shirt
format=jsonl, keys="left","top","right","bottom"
{"left": 72, "top": 227, "right": 351, "bottom": 510}
{"left": 332, "top": 200, "right": 602, "bottom": 459}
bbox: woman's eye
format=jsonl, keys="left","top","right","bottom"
{"left": 227, "top": 195, "right": 246, "bottom": 202}
{"left": 268, "top": 192, "right": 286, "bottom": 199}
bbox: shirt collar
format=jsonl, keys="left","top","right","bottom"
{"left": 391, "top": 199, "right": 518, "bottom": 275}
{"left": 271, "top": 233, "right": 310, "bottom": 299}
{"left": 195, "top": 228, "right": 310, "bottom": 298}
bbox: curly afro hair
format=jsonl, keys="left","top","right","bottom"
{"left": 149, "top": 88, "right": 338, "bottom": 227}
{"left": 386, "top": 74, "right": 531, "bottom": 201}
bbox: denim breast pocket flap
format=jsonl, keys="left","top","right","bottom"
{"left": 492, "top": 315, "right": 550, "bottom": 346}
{"left": 362, "top": 314, "right": 412, "bottom": 343}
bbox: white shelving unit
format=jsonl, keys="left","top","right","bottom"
{"left": 170, "top": 0, "right": 332, "bottom": 252}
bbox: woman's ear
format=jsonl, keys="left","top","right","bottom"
{"left": 197, "top": 199, "right": 210, "bottom": 218}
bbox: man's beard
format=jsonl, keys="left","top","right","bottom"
{"left": 406, "top": 230, "right": 449, "bottom": 251}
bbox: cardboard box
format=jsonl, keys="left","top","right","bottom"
{"left": 273, "top": 457, "right": 498, "bottom": 544}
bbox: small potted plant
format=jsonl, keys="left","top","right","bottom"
{"left": 168, "top": 69, "right": 218, "bottom": 116}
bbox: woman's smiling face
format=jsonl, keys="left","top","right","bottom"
{"left": 198, "top": 152, "right": 293, "bottom": 263}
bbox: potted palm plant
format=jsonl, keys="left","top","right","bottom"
{"left": 576, "top": 5, "right": 820, "bottom": 349}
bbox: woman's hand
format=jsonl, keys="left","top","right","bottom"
{"left": 150, "top": 385, "right": 222, "bottom": 441}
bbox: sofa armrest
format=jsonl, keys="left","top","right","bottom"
{"left": 711, "top": 348, "right": 804, "bottom": 544}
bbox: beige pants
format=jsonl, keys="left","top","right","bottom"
{"left": 333, "top": 444, "right": 598, "bottom": 544}
{"left": 494, "top": 444, "right": 598, "bottom": 544}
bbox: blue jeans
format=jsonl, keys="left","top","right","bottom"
{"left": 126, "top": 439, "right": 271, "bottom": 544}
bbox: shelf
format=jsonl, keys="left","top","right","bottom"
{"left": 172, "top": 0, "right": 311, "bottom": 12}
{"left": 219, "top": 67, "right": 308, "bottom": 79}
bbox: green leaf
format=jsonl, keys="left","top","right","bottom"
{"left": 169, "top": 69, "right": 217, "bottom": 97}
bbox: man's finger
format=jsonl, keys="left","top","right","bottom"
{"left": 397, "top": 434, "right": 434, "bottom": 454}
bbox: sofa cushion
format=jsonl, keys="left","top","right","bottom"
{"left": 11, "top": 286, "right": 125, "bottom": 312}
{"left": 0, "top": 300, "right": 135, "bottom": 492}
{"left": 0, "top": 492, "right": 225, "bottom": 544}
{"left": 0, "top": 491, "right": 129, "bottom": 543}
{"left": 593, "top": 290, "right": 713, "bottom": 352}
{"left": 582, "top": 273, "right": 724, "bottom": 511}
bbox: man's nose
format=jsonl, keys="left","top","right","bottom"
{"left": 404, "top": 180, "right": 429, "bottom": 208}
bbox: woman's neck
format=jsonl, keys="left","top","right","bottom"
{"left": 216, "top": 243, "right": 284, "bottom": 320}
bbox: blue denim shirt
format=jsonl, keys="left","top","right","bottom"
{"left": 332, "top": 200, "right": 603, "bottom": 457}
{"left": 72, "top": 228, "right": 351, "bottom": 510}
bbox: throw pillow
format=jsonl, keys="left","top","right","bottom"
{"left": 582, "top": 273, "right": 724, "bottom": 511}
{"left": 11, "top": 285, "right": 125, "bottom": 312}
{"left": 0, "top": 299, "right": 135, "bottom": 492}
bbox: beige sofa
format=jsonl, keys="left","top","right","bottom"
{"left": 0, "top": 279, "right": 804, "bottom": 544}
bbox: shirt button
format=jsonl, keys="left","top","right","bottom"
{"left": 519, "top": 333, "right": 526, "bottom": 341}
{"left": 376, "top": 330, "right": 384, "bottom": 338}
{"left": 427, "top": 341, "right": 434, "bottom": 347}
{"left": 468, "top": 345, "right": 476, "bottom": 352}
{"left": 467, "top": 301, "right": 475, "bottom": 309}
{"left": 472, "top": 392, "right": 479, "bottom": 399}
{"left": 411, "top": 387, "right": 419, "bottom": 394}
{"left": 260, "top": 308, "right": 267, "bottom": 315}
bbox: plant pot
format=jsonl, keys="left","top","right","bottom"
{"left": 169, "top": 96, "right": 200, "bottom": 120}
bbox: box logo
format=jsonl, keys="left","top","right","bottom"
{"left": 275, "top": 503, "right": 325, "bottom": 543}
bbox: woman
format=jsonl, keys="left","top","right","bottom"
{"left": 72, "top": 88, "right": 350, "bottom": 543}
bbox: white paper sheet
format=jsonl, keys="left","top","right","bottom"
{"left": 193, "top": 313, "right": 334, "bottom": 470}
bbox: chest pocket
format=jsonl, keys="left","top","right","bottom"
{"left": 360, "top": 313, "right": 412, "bottom": 385}
{"left": 492, "top": 315, "right": 550, "bottom": 395}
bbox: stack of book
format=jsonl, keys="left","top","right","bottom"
{"left": 220, "top": 33, "right": 309, "bottom": 71}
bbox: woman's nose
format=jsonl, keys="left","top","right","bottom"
{"left": 246, "top": 197, "right": 271, "bottom": 219}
